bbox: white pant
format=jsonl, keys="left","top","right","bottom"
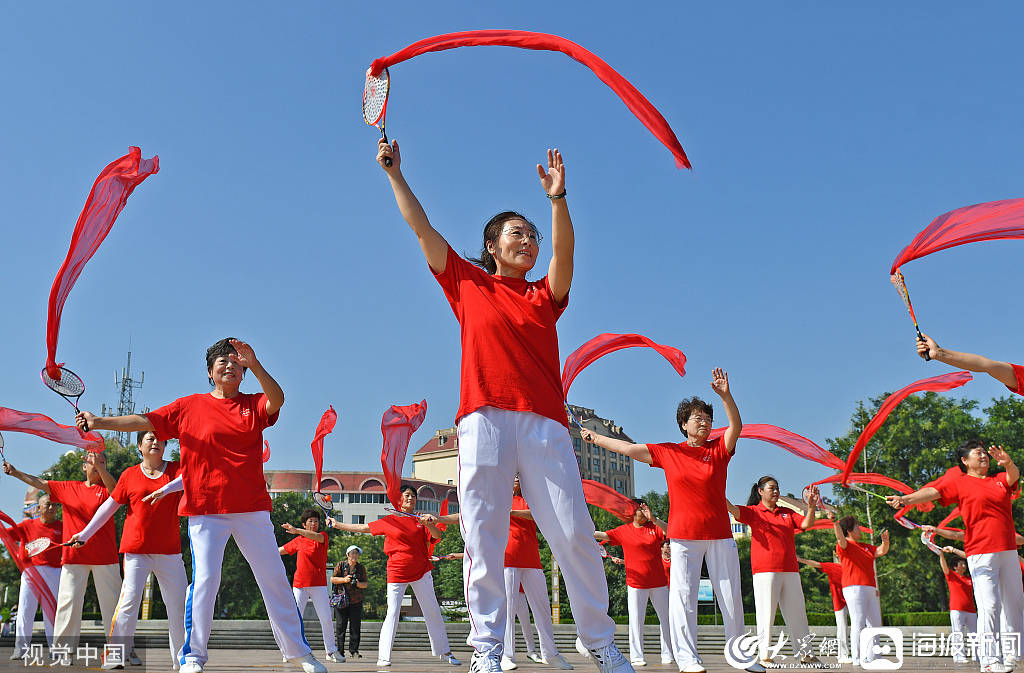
{"left": 950, "top": 609, "right": 978, "bottom": 661}
{"left": 512, "top": 591, "right": 536, "bottom": 655}
{"left": 503, "top": 567, "right": 558, "bottom": 661}
{"left": 457, "top": 407, "right": 615, "bottom": 656}
{"left": 292, "top": 586, "right": 338, "bottom": 655}
{"left": 834, "top": 606, "right": 850, "bottom": 660}
{"left": 14, "top": 566, "right": 61, "bottom": 652}
{"left": 180, "top": 512, "right": 310, "bottom": 666}
{"left": 53, "top": 563, "right": 122, "bottom": 651}
{"left": 968, "top": 549, "right": 1024, "bottom": 666}
{"left": 110, "top": 553, "right": 187, "bottom": 668}
{"left": 626, "top": 584, "right": 671, "bottom": 664}
{"left": 842, "top": 585, "right": 881, "bottom": 665}
{"left": 377, "top": 570, "right": 450, "bottom": 662}
{"left": 668, "top": 537, "right": 744, "bottom": 668}
{"left": 753, "top": 571, "right": 810, "bottom": 659}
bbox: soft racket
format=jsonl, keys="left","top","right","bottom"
{"left": 312, "top": 491, "right": 334, "bottom": 520}
{"left": 920, "top": 530, "right": 941, "bottom": 554}
{"left": 0, "top": 430, "right": 5, "bottom": 462}
{"left": 24, "top": 537, "right": 58, "bottom": 557}
{"left": 891, "top": 269, "right": 930, "bottom": 361}
{"left": 40, "top": 365, "right": 90, "bottom": 429}
{"left": 384, "top": 507, "right": 422, "bottom": 519}
{"left": 363, "top": 67, "right": 392, "bottom": 167}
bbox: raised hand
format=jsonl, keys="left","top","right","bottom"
{"left": 917, "top": 333, "right": 939, "bottom": 361}
{"left": 638, "top": 503, "right": 652, "bottom": 520}
{"left": 989, "top": 444, "right": 1012, "bottom": 467}
{"left": 281, "top": 522, "right": 298, "bottom": 534}
{"left": 76, "top": 411, "right": 96, "bottom": 432}
{"left": 580, "top": 428, "right": 596, "bottom": 443}
{"left": 804, "top": 486, "right": 820, "bottom": 508}
{"left": 536, "top": 148, "right": 566, "bottom": 197}
{"left": 377, "top": 138, "right": 400, "bottom": 171}
{"left": 710, "top": 368, "right": 730, "bottom": 397}
{"left": 228, "top": 339, "right": 258, "bottom": 368}
{"left": 326, "top": 517, "right": 338, "bottom": 529}
{"left": 881, "top": 529, "right": 891, "bottom": 543}
{"left": 2, "top": 461, "right": 12, "bottom": 475}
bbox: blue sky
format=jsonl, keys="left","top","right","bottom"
{"left": 2, "top": 3, "right": 1023, "bottom": 521}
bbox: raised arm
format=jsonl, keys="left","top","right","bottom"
{"left": 796, "top": 557, "right": 822, "bottom": 569}
{"left": 281, "top": 522, "right": 325, "bottom": 544}
{"left": 943, "top": 545, "right": 967, "bottom": 560}
{"left": 76, "top": 412, "right": 153, "bottom": 434}
{"left": 326, "top": 517, "right": 371, "bottom": 535}
{"left": 229, "top": 340, "right": 284, "bottom": 416}
{"left": 833, "top": 517, "right": 847, "bottom": 549}
{"left": 725, "top": 501, "right": 742, "bottom": 521}
{"left": 876, "top": 529, "right": 891, "bottom": 557}
{"left": 938, "top": 549, "right": 950, "bottom": 574}
{"left": 538, "top": 149, "right": 573, "bottom": 302}
{"left": 711, "top": 368, "right": 742, "bottom": 453}
{"left": 418, "top": 513, "right": 443, "bottom": 540}
{"left": 989, "top": 445, "right": 1019, "bottom": 486}
{"left": 2, "top": 462, "right": 49, "bottom": 494}
{"left": 801, "top": 487, "right": 820, "bottom": 530}
{"left": 377, "top": 138, "right": 449, "bottom": 273}
{"left": 885, "top": 487, "right": 941, "bottom": 510}
{"left": 918, "top": 334, "right": 1018, "bottom": 389}
{"left": 90, "top": 453, "right": 116, "bottom": 495}
{"left": 580, "top": 428, "right": 652, "bottom": 465}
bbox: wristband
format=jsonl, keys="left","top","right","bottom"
{"left": 547, "top": 190, "right": 566, "bottom": 200}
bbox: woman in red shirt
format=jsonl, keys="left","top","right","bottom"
{"left": 797, "top": 556, "right": 852, "bottom": 664}
{"left": 937, "top": 545, "right": 977, "bottom": 664}
{"left": 727, "top": 478, "right": 820, "bottom": 667}
{"left": 279, "top": 509, "right": 340, "bottom": 663}
{"left": 377, "top": 139, "right": 625, "bottom": 673}
{"left": 8, "top": 493, "right": 62, "bottom": 659}
{"left": 327, "top": 485, "right": 458, "bottom": 668}
{"left": 832, "top": 515, "right": 890, "bottom": 668}
{"left": 887, "top": 440, "right": 1022, "bottom": 673}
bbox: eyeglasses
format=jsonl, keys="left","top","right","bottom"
{"left": 502, "top": 227, "right": 541, "bottom": 243}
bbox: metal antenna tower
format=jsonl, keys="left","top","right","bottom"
{"left": 113, "top": 346, "right": 144, "bottom": 447}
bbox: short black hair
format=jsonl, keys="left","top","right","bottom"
{"left": 299, "top": 508, "right": 320, "bottom": 524}
{"left": 631, "top": 498, "right": 647, "bottom": 508}
{"left": 206, "top": 338, "right": 245, "bottom": 386}
{"left": 746, "top": 476, "right": 777, "bottom": 506}
{"left": 136, "top": 430, "right": 159, "bottom": 446}
{"left": 467, "top": 211, "right": 541, "bottom": 275}
{"left": 839, "top": 515, "right": 858, "bottom": 537}
{"left": 676, "top": 397, "right": 713, "bottom": 436}
{"left": 400, "top": 484, "right": 416, "bottom": 498}
{"left": 954, "top": 439, "right": 986, "bottom": 473}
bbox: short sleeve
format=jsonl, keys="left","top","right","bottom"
{"left": 647, "top": 443, "right": 672, "bottom": 470}
{"left": 282, "top": 538, "right": 300, "bottom": 555}
{"left": 111, "top": 474, "right": 130, "bottom": 506}
{"left": 357, "top": 564, "right": 367, "bottom": 582}
{"left": 47, "top": 480, "right": 71, "bottom": 505}
{"left": 252, "top": 393, "right": 278, "bottom": 430}
{"left": 431, "top": 245, "right": 467, "bottom": 305}
{"left": 541, "top": 276, "right": 569, "bottom": 319}
{"left": 367, "top": 517, "right": 393, "bottom": 538}
{"left": 146, "top": 398, "right": 184, "bottom": 442}
{"left": 932, "top": 470, "right": 962, "bottom": 507}
{"left": 790, "top": 511, "right": 805, "bottom": 529}
{"left": 1006, "top": 363, "right": 1024, "bottom": 396}
{"left": 9, "top": 521, "right": 27, "bottom": 543}
{"left": 604, "top": 526, "right": 624, "bottom": 548}
{"left": 735, "top": 505, "right": 755, "bottom": 525}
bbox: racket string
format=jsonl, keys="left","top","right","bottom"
{"left": 42, "top": 367, "right": 86, "bottom": 397}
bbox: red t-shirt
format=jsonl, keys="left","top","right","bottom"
{"left": 647, "top": 437, "right": 732, "bottom": 539}
{"left": 505, "top": 495, "right": 542, "bottom": 569}
{"left": 432, "top": 245, "right": 569, "bottom": 428}
{"left": 945, "top": 570, "right": 976, "bottom": 613}
{"left": 12, "top": 518, "right": 63, "bottom": 568}
{"left": 111, "top": 462, "right": 182, "bottom": 555}
{"left": 47, "top": 481, "right": 117, "bottom": 565}
{"left": 368, "top": 514, "right": 435, "bottom": 583}
{"left": 146, "top": 392, "right": 278, "bottom": 516}
{"left": 282, "top": 531, "right": 329, "bottom": 588}
{"left": 605, "top": 522, "right": 668, "bottom": 589}
{"left": 933, "top": 470, "right": 1017, "bottom": 556}
{"left": 1006, "top": 363, "right": 1024, "bottom": 395}
{"left": 737, "top": 503, "right": 804, "bottom": 574}
{"left": 662, "top": 556, "right": 671, "bottom": 583}
{"left": 818, "top": 562, "right": 847, "bottom": 611}
{"left": 836, "top": 541, "right": 877, "bottom": 588}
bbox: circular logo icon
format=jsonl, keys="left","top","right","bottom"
{"left": 724, "top": 631, "right": 760, "bottom": 669}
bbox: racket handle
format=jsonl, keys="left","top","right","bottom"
{"left": 916, "top": 329, "right": 931, "bottom": 361}
{"left": 381, "top": 130, "right": 393, "bottom": 167}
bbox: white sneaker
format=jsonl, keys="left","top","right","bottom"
{"left": 127, "top": 650, "right": 143, "bottom": 666}
{"left": 981, "top": 664, "right": 1013, "bottom": 673}
{"left": 836, "top": 657, "right": 854, "bottom": 665}
{"left": 288, "top": 653, "right": 328, "bottom": 673}
{"left": 441, "top": 652, "right": 463, "bottom": 666}
{"left": 376, "top": 660, "right": 391, "bottom": 668}
{"left": 544, "top": 653, "right": 574, "bottom": 670}
{"left": 500, "top": 657, "right": 518, "bottom": 671}
{"left": 661, "top": 659, "right": 675, "bottom": 666}
{"left": 179, "top": 662, "right": 203, "bottom": 673}
{"left": 745, "top": 662, "right": 766, "bottom": 673}
{"left": 469, "top": 651, "right": 502, "bottom": 673}
{"left": 527, "top": 652, "right": 544, "bottom": 664}
{"left": 679, "top": 664, "right": 706, "bottom": 673}
{"left": 575, "top": 638, "right": 591, "bottom": 659}
{"left": 630, "top": 661, "right": 646, "bottom": 668}
{"left": 325, "top": 651, "right": 345, "bottom": 663}
{"left": 10, "top": 649, "right": 24, "bottom": 661}
{"left": 586, "top": 642, "right": 634, "bottom": 673}
{"left": 101, "top": 661, "right": 125, "bottom": 671}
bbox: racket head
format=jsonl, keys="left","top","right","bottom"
{"left": 40, "top": 366, "right": 86, "bottom": 398}
{"left": 312, "top": 491, "right": 334, "bottom": 513}
{"left": 890, "top": 269, "right": 918, "bottom": 324}
{"left": 24, "top": 537, "right": 52, "bottom": 557}
{"left": 363, "top": 67, "right": 390, "bottom": 127}
{"left": 0, "top": 430, "right": 5, "bottom": 455}
{"left": 384, "top": 507, "right": 419, "bottom": 519}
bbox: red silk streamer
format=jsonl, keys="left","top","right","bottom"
{"left": 938, "top": 507, "right": 964, "bottom": 532}
{"left": 44, "top": 148, "right": 159, "bottom": 379}
{"left": 839, "top": 372, "right": 973, "bottom": 486}
{"left": 0, "top": 509, "right": 57, "bottom": 624}
{"left": 0, "top": 407, "right": 104, "bottom": 452}
{"left": 370, "top": 30, "right": 691, "bottom": 169}
{"left": 800, "top": 518, "right": 873, "bottom": 535}
{"left": 263, "top": 440, "right": 271, "bottom": 464}
{"left": 582, "top": 479, "right": 636, "bottom": 522}
{"left": 429, "top": 499, "right": 449, "bottom": 557}
{"left": 707, "top": 424, "right": 845, "bottom": 471}
{"left": 381, "top": 401, "right": 428, "bottom": 509}
{"left": 310, "top": 407, "right": 338, "bottom": 490}
{"left": 891, "top": 198, "right": 1024, "bottom": 274}
{"left": 562, "top": 333, "right": 687, "bottom": 398}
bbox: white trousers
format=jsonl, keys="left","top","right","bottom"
{"left": 842, "top": 585, "right": 881, "bottom": 665}
{"left": 292, "top": 586, "right": 338, "bottom": 655}
{"left": 968, "top": 549, "right": 1024, "bottom": 666}
{"left": 753, "top": 571, "right": 811, "bottom": 659}
{"left": 53, "top": 563, "right": 122, "bottom": 651}
{"left": 668, "top": 537, "right": 744, "bottom": 668}
{"left": 110, "top": 553, "right": 187, "bottom": 668}
{"left": 834, "top": 606, "right": 850, "bottom": 660}
{"left": 457, "top": 407, "right": 615, "bottom": 656}
{"left": 180, "top": 512, "right": 310, "bottom": 666}
{"left": 950, "top": 609, "right": 978, "bottom": 660}
{"left": 14, "top": 566, "right": 61, "bottom": 652}
{"left": 626, "top": 584, "right": 671, "bottom": 664}
{"left": 503, "top": 567, "right": 557, "bottom": 661}
{"left": 377, "top": 570, "right": 450, "bottom": 662}
{"left": 512, "top": 591, "right": 536, "bottom": 655}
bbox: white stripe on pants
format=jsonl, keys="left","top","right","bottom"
{"left": 14, "top": 565, "right": 61, "bottom": 653}
{"left": 512, "top": 591, "right": 536, "bottom": 655}
{"left": 950, "top": 609, "right": 978, "bottom": 661}
{"left": 53, "top": 563, "right": 121, "bottom": 652}
{"left": 503, "top": 567, "right": 557, "bottom": 661}
{"left": 834, "top": 606, "right": 850, "bottom": 660}
{"left": 967, "top": 549, "right": 1024, "bottom": 666}
{"left": 377, "top": 570, "right": 449, "bottom": 662}
{"left": 842, "top": 585, "right": 881, "bottom": 665}
{"left": 458, "top": 407, "right": 615, "bottom": 656}
{"left": 753, "top": 571, "right": 811, "bottom": 659}
{"left": 668, "top": 538, "right": 744, "bottom": 668}
{"left": 110, "top": 553, "right": 187, "bottom": 668}
{"left": 292, "top": 586, "right": 338, "bottom": 655}
{"left": 180, "top": 512, "right": 310, "bottom": 666}
{"left": 626, "top": 584, "right": 671, "bottom": 664}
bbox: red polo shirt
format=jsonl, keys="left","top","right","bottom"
{"left": 737, "top": 503, "right": 804, "bottom": 573}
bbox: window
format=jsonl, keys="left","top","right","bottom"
{"left": 352, "top": 515, "right": 366, "bottom": 524}
{"left": 419, "top": 500, "right": 440, "bottom": 514}
{"left": 330, "top": 494, "right": 342, "bottom": 504}
{"left": 573, "top": 437, "right": 582, "bottom": 451}
{"left": 348, "top": 493, "right": 386, "bottom": 504}
{"left": 732, "top": 523, "right": 745, "bottom": 534}
{"left": 592, "top": 458, "right": 600, "bottom": 470}
{"left": 614, "top": 479, "right": 623, "bottom": 491}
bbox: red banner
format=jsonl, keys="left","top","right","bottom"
{"left": 582, "top": 479, "right": 636, "bottom": 522}
{"left": 310, "top": 407, "right": 337, "bottom": 489}
{"left": 381, "top": 401, "right": 428, "bottom": 509}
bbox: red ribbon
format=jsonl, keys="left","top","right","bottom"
{"left": 310, "top": 407, "right": 338, "bottom": 489}
{"left": 562, "top": 333, "right": 686, "bottom": 399}
{"left": 0, "top": 407, "right": 104, "bottom": 452}
{"left": 380, "top": 401, "right": 428, "bottom": 509}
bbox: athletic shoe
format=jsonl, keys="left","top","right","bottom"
{"left": 179, "top": 662, "right": 204, "bottom": 673}
{"left": 350, "top": 651, "right": 363, "bottom": 658}
{"left": 100, "top": 661, "right": 124, "bottom": 671}
{"left": 745, "top": 662, "right": 766, "bottom": 673}
{"left": 500, "top": 657, "right": 518, "bottom": 671}
{"left": 661, "top": 659, "right": 675, "bottom": 666}
{"left": 288, "top": 653, "right": 328, "bottom": 673}
{"left": 586, "top": 642, "right": 634, "bottom": 673}
{"left": 544, "top": 653, "right": 574, "bottom": 670}
{"left": 527, "top": 652, "right": 544, "bottom": 664}
{"left": 575, "top": 638, "right": 591, "bottom": 659}
{"left": 630, "top": 661, "right": 646, "bottom": 668}
{"left": 469, "top": 651, "right": 502, "bottom": 673}
{"left": 127, "top": 650, "right": 143, "bottom": 666}
{"left": 376, "top": 660, "right": 391, "bottom": 668}
{"left": 282, "top": 656, "right": 289, "bottom": 663}
{"left": 679, "top": 664, "right": 705, "bottom": 673}
{"left": 441, "top": 652, "right": 463, "bottom": 665}
{"left": 325, "top": 651, "right": 345, "bottom": 663}
{"left": 836, "top": 657, "right": 854, "bottom": 664}
{"left": 981, "top": 664, "right": 1013, "bottom": 673}
{"left": 9, "top": 650, "right": 23, "bottom": 661}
